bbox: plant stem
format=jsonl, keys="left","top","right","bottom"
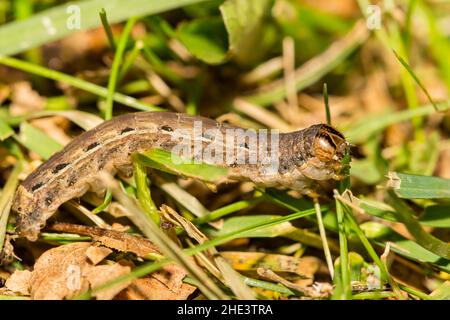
{"left": 0, "top": 56, "right": 163, "bottom": 112}
{"left": 105, "top": 17, "right": 137, "bottom": 120}
{"left": 314, "top": 200, "right": 334, "bottom": 279}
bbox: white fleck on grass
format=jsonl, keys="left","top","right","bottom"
{"left": 124, "top": 96, "right": 137, "bottom": 105}
{"left": 19, "top": 41, "right": 29, "bottom": 50}
{"left": 41, "top": 16, "right": 57, "bottom": 36}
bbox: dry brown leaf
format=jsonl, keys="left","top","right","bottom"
{"left": 85, "top": 264, "right": 131, "bottom": 300}
{"left": 10, "top": 81, "right": 45, "bottom": 116}
{"left": 86, "top": 246, "right": 112, "bottom": 265}
{"left": 49, "top": 223, "right": 160, "bottom": 257}
{"left": 30, "top": 242, "right": 91, "bottom": 299}
{"left": 29, "top": 242, "right": 131, "bottom": 300}
{"left": 5, "top": 270, "right": 32, "bottom": 296}
{"left": 117, "top": 264, "right": 196, "bottom": 300}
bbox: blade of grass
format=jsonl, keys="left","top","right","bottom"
{"left": 419, "top": 0, "right": 450, "bottom": 90}
{"left": 240, "top": 276, "right": 294, "bottom": 296}
{"left": 214, "top": 254, "right": 257, "bottom": 300}
{"left": 99, "top": 8, "right": 116, "bottom": 51}
{"left": 398, "top": 283, "right": 432, "bottom": 300}
{"left": 117, "top": 40, "right": 143, "bottom": 82}
{"left": 132, "top": 159, "right": 159, "bottom": 224}
{"left": 314, "top": 200, "right": 334, "bottom": 279}
{"left": 0, "top": 157, "right": 22, "bottom": 253}
{"left": 335, "top": 199, "right": 351, "bottom": 299}
{"left": 388, "top": 24, "right": 421, "bottom": 140}
{"left": 104, "top": 17, "right": 137, "bottom": 120}
{"left": 323, "top": 83, "right": 331, "bottom": 126}
{"left": 155, "top": 174, "right": 211, "bottom": 219}
{"left": 366, "top": 226, "right": 450, "bottom": 273}
{"left": 0, "top": 117, "right": 14, "bottom": 141}
{"left": 387, "top": 172, "right": 450, "bottom": 199}
{"left": 12, "top": 0, "right": 43, "bottom": 68}
{"left": 193, "top": 197, "right": 262, "bottom": 224}
{"left": 91, "top": 189, "right": 112, "bottom": 214}
{"left": 386, "top": 189, "right": 450, "bottom": 260}
{"left": 15, "top": 122, "right": 62, "bottom": 159}
{"left": 40, "top": 232, "right": 91, "bottom": 242}
{"left": 5, "top": 110, "right": 103, "bottom": 130}
{"left": 429, "top": 281, "right": 450, "bottom": 300}
{"left": 344, "top": 206, "right": 404, "bottom": 299}
{"left": 137, "top": 148, "right": 229, "bottom": 183}
{"left": 344, "top": 101, "right": 450, "bottom": 144}
{"left": 0, "top": 295, "right": 30, "bottom": 300}
{"left": 260, "top": 188, "right": 337, "bottom": 231}
{"left": 204, "top": 214, "right": 336, "bottom": 252}
{"left": 0, "top": 0, "right": 210, "bottom": 56}
{"left": 0, "top": 56, "right": 163, "bottom": 112}
{"left": 352, "top": 291, "right": 395, "bottom": 300}
{"left": 403, "top": 0, "right": 417, "bottom": 51}
{"left": 392, "top": 49, "right": 438, "bottom": 111}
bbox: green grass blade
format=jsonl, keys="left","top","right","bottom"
{"left": 387, "top": 172, "right": 450, "bottom": 199}
{"left": 344, "top": 101, "right": 450, "bottom": 144}
{"left": 387, "top": 189, "right": 450, "bottom": 260}
{"left": 193, "top": 197, "right": 262, "bottom": 224}
{"left": 136, "top": 148, "right": 229, "bottom": 183}
{"left": 6, "top": 110, "right": 103, "bottom": 130}
{"left": 205, "top": 214, "right": 332, "bottom": 251}
{"left": 0, "top": 159, "right": 22, "bottom": 254}
{"left": 364, "top": 223, "right": 450, "bottom": 273}
{"left": 15, "top": 122, "right": 62, "bottom": 159}
{"left": 0, "top": 117, "right": 14, "bottom": 141}
{"left": 91, "top": 189, "right": 112, "bottom": 214}
{"left": 344, "top": 209, "right": 403, "bottom": 298}
{"left": 219, "top": 0, "right": 271, "bottom": 65}
{"left": 420, "top": 205, "right": 450, "bottom": 228}
{"left": 157, "top": 178, "right": 211, "bottom": 219}
{"left": 104, "top": 17, "right": 137, "bottom": 120}
{"left": 345, "top": 195, "right": 450, "bottom": 228}
{"left": 0, "top": 0, "right": 210, "bottom": 56}
{"left": 0, "top": 56, "right": 163, "bottom": 112}
{"left": 133, "top": 159, "right": 159, "bottom": 224}
{"left": 430, "top": 281, "right": 450, "bottom": 300}
{"left": 335, "top": 199, "right": 351, "bottom": 299}
{"left": 323, "top": 83, "right": 331, "bottom": 125}
{"left": 392, "top": 49, "right": 438, "bottom": 111}
{"left": 99, "top": 8, "right": 116, "bottom": 51}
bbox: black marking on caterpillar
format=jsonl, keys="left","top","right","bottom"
{"left": 52, "top": 163, "right": 70, "bottom": 174}
{"left": 161, "top": 125, "right": 173, "bottom": 132}
{"left": 85, "top": 142, "right": 100, "bottom": 152}
{"left": 120, "top": 127, "right": 134, "bottom": 135}
{"left": 31, "top": 182, "right": 44, "bottom": 192}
